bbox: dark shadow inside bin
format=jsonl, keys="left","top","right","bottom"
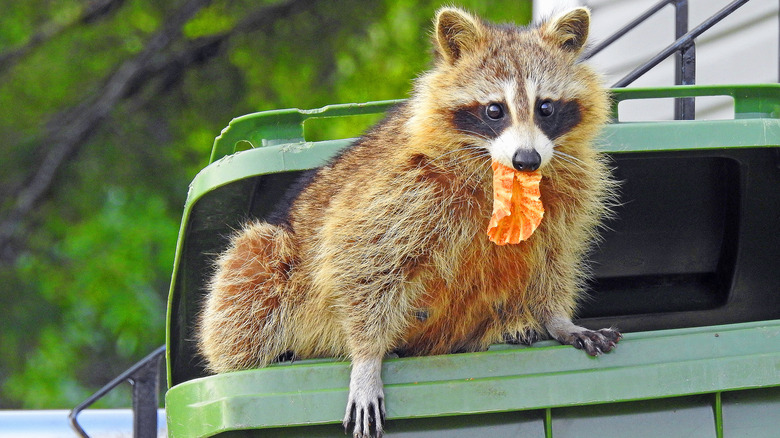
{"left": 168, "top": 171, "right": 305, "bottom": 384}
{"left": 581, "top": 154, "right": 740, "bottom": 317}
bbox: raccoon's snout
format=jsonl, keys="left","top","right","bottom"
{"left": 512, "top": 149, "right": 541, "bottom": 171}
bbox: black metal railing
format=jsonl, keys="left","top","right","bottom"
{"left": 584, "top": 0, "right": 752, "bottom": 120}
{"left": 69, "top": 345, "right": 165, "bottom": 438}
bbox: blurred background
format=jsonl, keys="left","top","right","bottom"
{"left": 0, "top": 0, "right": 776, "bottom": 410}
{"left": 0, "top": 0, "right": 534, "bottom": 410}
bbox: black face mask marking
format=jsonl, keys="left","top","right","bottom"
{"left": 453, "top": 102, "right": 511, "bottom": 139}
{"left": 534, "top": 98, "right": 582, "bottom": 140}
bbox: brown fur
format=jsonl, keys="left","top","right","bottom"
{"left": 198, "top": 7, "right": 617, "bottom": 436}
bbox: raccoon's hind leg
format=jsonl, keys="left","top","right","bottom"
{"left": 198, "top": 221, "right": 296, "bottom": 373}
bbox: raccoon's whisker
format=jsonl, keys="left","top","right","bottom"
{"left": 460, "top": 154, "right": 492, "bottom": 191}
{"left": 455, "top": 146, "right": 490, "bottom": 159}
{"left": 553, "top": 151, "right": 585, "bottom": 171}
{"left": 552, "top": 152, "right": 577, "bottom": 166}
{"left": 426, "top": 147, "right": 489, "bottom": 171}
{"left": 461, "top": 161, "right": 491, "bottom": 184}
{"left": 462, "top": 110, "right": 502, "bottom": 139}
{"left": 552, "top": 158, "right": 582, "bottom": 174}
{"left": 425, "top": 144, "right": 487, "bottom": 165}
{"left": 457, "top": 130, "right": 492, "bottom": 143}
{"left": 451, "top": 150, "right": 492, "bottom": 169}
{"left": 553, "top": 150, "right": 585, "bottom": 164}
{"left": 455, "top": 126, "right": 493, "bottom": 142}
{"left": 545, "top": 162, "right": 560, "bottom": 181}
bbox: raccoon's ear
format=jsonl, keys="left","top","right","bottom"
{"left": 542, "top": 7, "right": 591, "bottom": 54}
{"left": 434, "top": 7, "right": 485, "bottom": 64}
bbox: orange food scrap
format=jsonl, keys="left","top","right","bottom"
{"left": 486, "top": 161, "right": 544, "bottom": 245}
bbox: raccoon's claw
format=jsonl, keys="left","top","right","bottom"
{"left": 570, "top": 328, "right": 622, "bottom": 356}
{"left": 343, "top": 397, "right": 385, "bottom": 438}
{"left": 503, "top": 328, "right": 544, "bottom": 345}
{"left": 546, "top": 317, "right": 622, "bottom": 356}
{"left": 344, "top": 357, "right": 386, "bottom": 438}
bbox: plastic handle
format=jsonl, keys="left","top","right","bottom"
{"left": 209, "top": 100, "right": 402, "bottom": 163}
{"left": 610, "top": 84, "right": 780, "bottom": 121}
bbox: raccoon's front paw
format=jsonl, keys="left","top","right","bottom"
{"left": 545, "top": 317, "right": 622, "bottom": 356}
{"left": 343, "top": 392, "right": 385, "bottom": 438}
{"left": 566, "top": 328, "right": 621, "bottom": 356}
{"left": 343, "top": 358, "right": 386, "bottom": 438}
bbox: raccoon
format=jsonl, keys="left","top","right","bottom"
{"left": 198, "top": 7, "right": 619, "bottom": 437}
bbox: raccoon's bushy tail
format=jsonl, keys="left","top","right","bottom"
{"left": 198, "top": 221, "right": 296, "bottom": 373}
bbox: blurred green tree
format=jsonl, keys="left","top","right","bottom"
{"left": 0, "top": 0, "right": 530, "bottom": 408}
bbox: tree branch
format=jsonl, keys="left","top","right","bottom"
{"left": 0, "top": 0, "right": 323, "bottom": 262}
{"left": 0, "top": 0, "right": 126, "bottom": 76}
{"left": 0, "top": 0, "right": 212, "bottom": 259}
{"left": 131, "top": 0, "right": 318, "bottom": 95}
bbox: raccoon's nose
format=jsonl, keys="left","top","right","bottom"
{"left": 512, "top": 149, "right": 541, "bottom": 171}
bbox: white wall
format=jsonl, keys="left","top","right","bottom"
{"left": 534, "top": 0, "right": 779, "bottom": 120}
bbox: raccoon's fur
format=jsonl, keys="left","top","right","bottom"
{"left": 198, "top": 7, "right": 619, "bottom": 437}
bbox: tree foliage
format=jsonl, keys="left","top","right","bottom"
{"left": 0, "top": 0, "right": 531, "bottom": 408}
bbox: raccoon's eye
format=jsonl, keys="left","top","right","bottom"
{"left": 485, "top": 103, "right": 504, "bottom": 120}
{"left": 538, "top": 100, "right": 555, "bottom": 117}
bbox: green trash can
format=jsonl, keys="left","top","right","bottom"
{"left": 165, "top": 84, "right": 780, "bottom": 437}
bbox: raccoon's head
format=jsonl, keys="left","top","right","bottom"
{"left": 409, "top": 7, "right": 608, "bottom": 173}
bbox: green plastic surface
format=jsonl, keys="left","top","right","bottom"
{"left": 166, "top": 84, "right": 780, "bottom": 437}
{"left": 167, "top": 320, "right": 780, "bottom": 437}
